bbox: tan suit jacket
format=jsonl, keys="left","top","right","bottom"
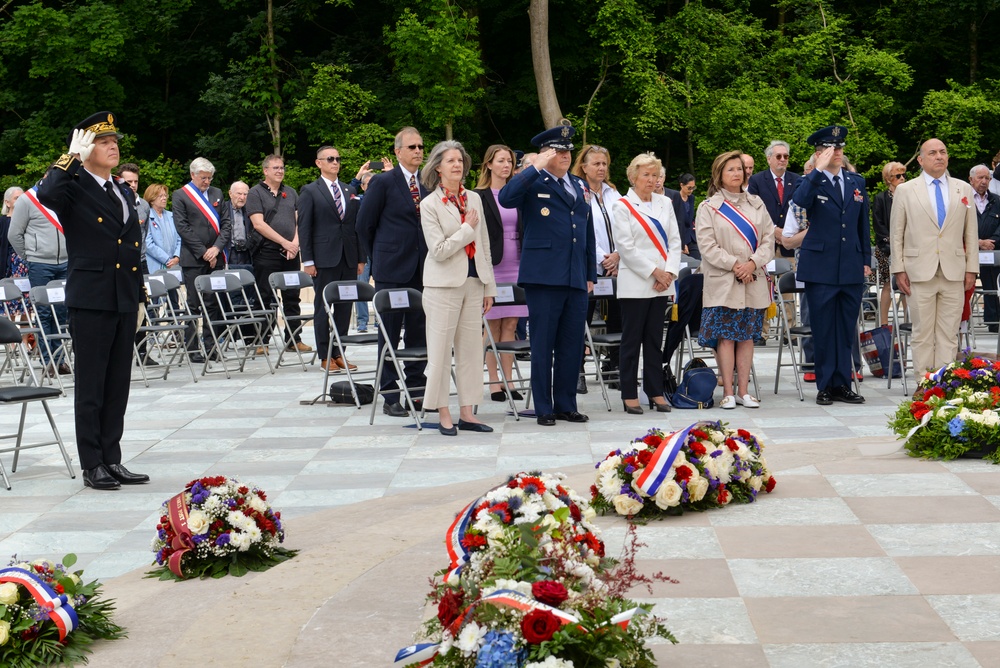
{"left": 695, "top": 189, "right": 775, "bottom": 309}
{"left": 889, "top": 173, "right": 979, "bottom": 281}
{"left": 420, "top": 188, "right": 497, "bottom": 295}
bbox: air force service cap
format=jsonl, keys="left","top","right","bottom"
{"left": 807, "top": 124, "right": 848, "bottom": 148}
{"left": 66, "top": 111, "right": 123, "bottom": 146}
{"left": 531, "top": 121, "right": 576, "bottom": 152}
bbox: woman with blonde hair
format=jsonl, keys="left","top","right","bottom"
{"left": 695, "top": 150, "right": 775, "bottom": 409}
{"left": 872, "top": 161, "right": 905, "bottom": 326}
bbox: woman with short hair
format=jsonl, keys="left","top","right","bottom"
{"left": 873, "top": 161, "right": 905, "bottom": 326}
{"left": 420, "top": 141, "right": 497, "bottom": 435}
{"left": 143, "top": 184, "right": 181, "bottom": 274}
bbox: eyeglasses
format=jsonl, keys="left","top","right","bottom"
{"left": 321, "top": 156, "right": 341, "bottom": 163}
{"left": 891, "top": 173, "right": 905, "bottom": 180}
{"left": 773, "top": 154, "right": 789, "bottom": 160}
{"left": 404, "top": 144, "right": 424, "bottom": 151}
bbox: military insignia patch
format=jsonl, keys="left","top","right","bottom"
{"left": 540, "top": 207, "right": 550, "bottom": 216}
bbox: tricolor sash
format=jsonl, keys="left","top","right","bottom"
{"left": 620, "top": 199, "right": 668, "bottom": 261}
{"left": 182, "top": 182, "right": 221, "bottom": 235}
{"left": 393, "top": 643, "right": 438, "bottom": 666}
{"left": 0, "top": 566, "right": 79, "bottom": 640}
{"left": 24, "top": 187, "right": 63, "bottom": 234}
{"left": 634, "top": 422, "right": 704, "bottom": 495}
{"left": 711, "top": 200, "right": 758, "bottom": 253}
{"left": 443, "top": 497, "right": 480, "bottom": 585}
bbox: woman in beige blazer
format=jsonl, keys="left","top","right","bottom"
{"left": 695, "top": 150, "right": 775, "bottom": 409}
{"left": 420, "top": 140, "right": 497, "bottom": 436}
{"left": 611, "top": 152, "right": 682, "bottom": 414}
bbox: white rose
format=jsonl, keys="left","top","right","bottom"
{"left": 248, "top": 495, "right": 267, "bottom": 513}
{"left": 583, "top": 506, "right": 597, "bottom": 522}
{"left": 598, "top": 455, "right": 622, "bottom": 472}
{"left": 749, "top": 476, "right": 763, "bottom": 492}
{"left": 0, "top": 582, "right": 19, "bottom": 605}
{"left": 653, "top": 480, "right": 682, "bottom": 509}
{"left": 0, "top": 619, "right": 10, "bottom": 647}
{"left": 186, "top": 510, "right": 211, "bottom": 535}
{"left": 68, "top": 573, "right": 81, "bottom": 585}
{"left": 688, "top": 476, "right": 709, "bottom": 502}
{"left": 612, "top": 494, "right": 643, "bottom": 516}
{"left": 709, "top": 430, "right": 724, "bottom": 444}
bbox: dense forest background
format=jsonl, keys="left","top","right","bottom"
{"left": 2, "top": 0, "right": 1000, "bottom": 195}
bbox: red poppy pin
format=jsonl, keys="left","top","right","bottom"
{"left": 281, "top": 191, "right": 287, "bottom": 199}
{"left": 962, "top": 196, "right": 971, "bottom": 208}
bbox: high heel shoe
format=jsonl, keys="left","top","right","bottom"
{"left": 648, "top": 398, "right": 672, "bottom": 413}
{"left": 622, "top": 401, "right": 644, "bottom": 415}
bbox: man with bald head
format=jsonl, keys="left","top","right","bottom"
{"left": 891, "top": 139, "right": 978, "bottom": 387}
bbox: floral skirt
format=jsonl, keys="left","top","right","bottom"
{"left": 698, "top": 306, "right": 765, "bottom": 348}
{"left": 873, "top": 247, "right": 891, "bottom": 287}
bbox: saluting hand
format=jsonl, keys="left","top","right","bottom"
{"left": 69, "top": 129, "right": 96, "bottom": 162}
{"left": 814, "top": 146, "right": 835, "bottom": 173}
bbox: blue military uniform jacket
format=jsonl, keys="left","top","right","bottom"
{"left": 36, "top": 157, "right": 143, "bottom": 313}
{"left": 498, "top": 166, "right": 596, "bottom": 290}
{"left": 791, "top": 169, "right": 871, "bottom": 286}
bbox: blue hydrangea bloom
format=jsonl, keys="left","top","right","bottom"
{"left": 475, "top": 630, "right": 525, "bottom": 668}
{"left": 948, "top": 416, "right": 965, "bottom": 437}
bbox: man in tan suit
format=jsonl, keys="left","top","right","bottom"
{"left": 890, "top": 138, "right": 978, "bottom": 386}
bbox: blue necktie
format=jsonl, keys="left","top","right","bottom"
{"left": 933, "top": 179, "right": 945, "bottom": 227}
{"left": 831, "top": 174, "right": 842, "bottom": 204}
{"left": 562, "top": 177, "right": 575, "bottom": 201}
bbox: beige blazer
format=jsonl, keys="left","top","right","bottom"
{"left": 695, "top": 189, "right": 775, "bottom": 309}
{"left": 420, "top": 188, "right": 497, "bottom": 295}
{"left": 889, "top": 173, "right": 979, "bottom": 282}
{"left": 611, "top": 190, "right": 682, "bottom": 299}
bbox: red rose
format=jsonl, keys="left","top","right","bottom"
{"left": 674, "top": 464, "right": 693, "bottom": 482}
{"left": 532, "top": 580, "right": 569, "bottom": 607}
{"left": 437, "top": 589, "right": 465, "bottom": 626}
{"left": 765, "top": 476, "right": 777, "bottom": 493}
{"left": 689, "top": 442, "right": 707, "bottom": 456}
{"left": 737, "top": 428, "right": 752, "bottom": 439}
{"left": 725, "top": 438, "right": 740, "bottom": 452}
{"left": 590, "top": 484, "right": 599, "bottom": 499}
{"left": 691, "top": 429, "right": 710, "bottom": 440}
{"left": 637, "top": 450, "right": 653, "bottom": 466}
{"left": 521, "top": 608, "right": 562, "bottom": 644}
{"left": 994, "top": 361, "right": 1000, "bottom": 371}
{"left": 717, "top": 485, "right": 730, "bottom": 504}
{"left": 642, "top": 434, "right": 662, "bottom": 446}
{"left": 461, "top": 533, "right": 487, "bottom": 551}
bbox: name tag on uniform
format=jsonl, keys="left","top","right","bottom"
{"left": 980, "top": 252, "right": 995, "bottom": 265}
{"left": 495, "top": 285, "right": 514, "bottom": 303}
{"left": 389, "top": 290, "right": 410, "bottom": 308}
{"left": 816, "top": 195, "right": 829, "bottom": 202}
{"left": 338, "top": 284, "right": 358, "bottom": 300}
{"left": 593, "top": 279, "right": 614, "bottom": 296}
{"left": 536, "top": 193, "right": 551, "bottom": 198}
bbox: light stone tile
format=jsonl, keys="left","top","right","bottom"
{"left": 751, "top": 417, "right": 843, "bottom": 428}
{"left": 324, "top": 435, "right": 420, "bottom": 448}
{"left": 390, "top": 471, "right": 495, "bottom": 489}
{"left": 300, "top": 459, "right": 402, "bottom": 475}
{"left": 849, "top": 424, "right": 896, "bottom": 437}
{"left": 0, "top": 530, "right": 128, "bottom": 555}
{"left": 826, "top": 473, "right": 978, "bottom": 497}
{"left": 646, "top": 597, "right": 758, "bottom": 644}
{"left": 218, "top": 449, "right": 317, "bottom": 462}
{"left": 0, "top": 513, "right": 39, "bottom": 533}
{"left": 764, "top": 642, "right": 980, "bottom": 668}
{"left": 729, "top": 557, "right": 918, "bottom": 597}
{"left": 600, "top": 525, "right": 725, "bottom": 560}
{"left": 869, "top": 523, "right": 1000, "bottom": 556}
{"left": 151, "top": 438, "right": 245, "bottom": 452}
{"left": 773, "top": 465, "right": 821, "bottom": 475}
{"left": 271, "top": 488, "right": 384, "bottom": 507}
{"left": 927, "top": 595, "right": 1000, "bottom": 641}
{"left": 53, "top": 492, "right": 175, "bottom": 513}
{"left": 495, "top": 455, "right": 595, "bottom": 473}
{"left": 406, "top": 444, "right": 499, "bottom": 459}
{"left": 76, "top": 550, "right": 154, "bottom": 580}
{"left": 249, "top": 426, "right": 337, "bottom": 438}
{"left": 940, "top": 459, "right": 1000, "bottom": 473}
{"left": 709, "top": 498, "right": 860, "bottom": 526}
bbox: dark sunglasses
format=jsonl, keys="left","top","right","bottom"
{"left": 891, "top": 173, "right": 905, "bottom": 180}
{"left": 321, "top": 156, "right": 341, "bottom": 163}
{"left": 405, "top": 144, "right": 425, "bottom": 151}
{"left": 772, "top": 154, "right": 789, "bottom": 160}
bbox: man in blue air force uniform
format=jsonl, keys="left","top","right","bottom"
{"left": 791, "top": 125, "right": 871, "bottom": 406}
{"left": 499, "top": 123, "right": 596, "bottom": 426}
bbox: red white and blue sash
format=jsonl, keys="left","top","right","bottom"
{"left": 634, "top": 422, "right": 701, "bottom": 495}
{"left": 393, "top": 643, "right": 438, "bottom": 666}
{"left": 620, "top": 199, "right": 668, "bottom": 261}
{"left": 182, "top": 182, "right": 220, "bottom": 235}
{"left": 24, "top": 187, "right": 63, "bottom": 233}
{"left": 711, "top": 201, "right": 758, "bottom": 253}
{"left": 443, "top": 497, "right": 481, "bottom": 585}
{"left": 0, "top": 566, "right": 79, "bottom": 640}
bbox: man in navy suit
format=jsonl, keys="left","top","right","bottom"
{"left": 299, "top": 145, "right": 362, "bottom": 371}
{"left": 792, "top": 125, "right": 871, "bottom": 405}
{"left": 499, "top": 124, "right": 596, "bottom": 426}
{"left": 37, "top": 111, "right": 149, "bottom": 490}
{"left": 356, "top": 127, "right": 429, "bottom": 416}
{"left": 971, "top": 164, "right": 1000, "bottom": 331}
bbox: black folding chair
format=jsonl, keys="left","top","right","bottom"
{"left": 310, "top": 280, "right": 380, "bottom": 407}
{"left": 483, "top": 282, "right": 532, "bottom": 418}
{"left": 268, "top": 270, "right": 316, "bottom": 370}
{"left": 194, "top": 273, "right": 273, "bottom": 378}
{"left": 586, "top": 277, "right": 622, "bottom": 411}
{"left": 368, "top": 288, "right": 429, "bottom": 430}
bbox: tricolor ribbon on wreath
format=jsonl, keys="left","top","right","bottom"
{"left": 0, "top": 566, "right": 79, "bottom": 640}
{"left": 633, "top": 422, "right": 709, "bottom": 495}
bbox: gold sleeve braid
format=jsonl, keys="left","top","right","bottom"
{"left": 52, "top": 153, "right": 77, "bottom": 171}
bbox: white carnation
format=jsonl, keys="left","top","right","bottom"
{"left": 455, "top": 621, "right": 487, "bottom": 655}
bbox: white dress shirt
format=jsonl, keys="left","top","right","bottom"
{"left": 921, "top": 171, "right": 951, "bottom": 222}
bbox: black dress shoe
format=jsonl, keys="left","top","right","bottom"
{"left": 438, "top": 423, "right": 458, "bottom": 436}
{"left": 622, "top": 401, "right": 644, "bottom": 415}
{"left": 188, "top": 352, "right": 206, "bottom": 364}
{"left": 58, "top": 362, "right": 72, "bottom": 374}
{"left": 83, "top": 465, "right": 121, "bottom": 490}
{"left": 648, "top": 399, "right": 672, "bottom": 413}
{"left": 142, "top": 357, "right": 160, "bottom": 367}
{"left": 555, "top": 411, "right": 589, "bottom": 423}
{"left": 576, "top": 375, "right": 588, "bottom": 394}
{"left": 830, "top": 385, "right": 865, "bottom": 404}
{"left": 107, "top": 463, "right": 150, "bottom": 484}
{"left": 383, "top": 402, "right": 409, "bottom": 417}
{"left": 816, "top": 390, "right": 833, "bottom": 406}
{"left": 490, "top": 391, "right": 507, "bottom": 402}
{"left": 458, "top": 420, "right": 494, "bottom": 433}
{"left": 508, "top": 389, "right": 523, "bottom": 400}
{"left": 537, "top": 414, "right": 556, "bottom": 426}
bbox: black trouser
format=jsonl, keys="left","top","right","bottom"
{"left": 620, "top": 296, "right": 671, "bottom": 401}
{"left": 585, "top": 296, "right": 622, "bottom": 367}
{"left": 662, "top": 273, "right": 704, "bottom": 365}
{"left": 374, "top": 273, "right": 427, "bottom": 405}
{"left": 182, "top": 263, "right": 224, "bottom": 351}
{"left": 253, "top": 246, "right": 301, "bottom": 345}
{"left": 314, "top": 263, "right": 355, "bottom": 360}
{"left": 982, "top": 266, "right": 1000, "bottom": 330}
{"left": 69, "top": 308, "right": 136, "bottom": 470}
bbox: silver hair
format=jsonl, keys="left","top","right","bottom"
{"left": 804, "top": 155, "right": 816, "bottom": 168}
{"left": 2, "top": 186, "right": 23, "bottom": 216}
{"left": 229, "top": 180, "right": 249, "bottom": 193}
{"left": 970, "top": 164, "right": 991, "bottom": 179}
{"left": 394, "top": 126, "right": 420, "bottom": 150}
{"left": 764, "top": 140, "right": 790, "bottom": 159}
{"left": 420, "top": 140, "right": 472, "bottom": 191}
{"left": 189, "top": 157, "right": 216, "bottom": 176}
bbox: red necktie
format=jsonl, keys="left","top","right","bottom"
{"left": 776, "top": 176, "right": 784, "bottom": 204}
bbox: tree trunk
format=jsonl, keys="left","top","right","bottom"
{"left": 266, "top": 0, "right": 281, "bottom": 155}
{"left": 445, "top": 122, "right": 453, "bottom": 141}
{"left": 528, "top": 0, "right": 562, "bottom": 127}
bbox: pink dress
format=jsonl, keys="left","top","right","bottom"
{"left": 487, "top": 188, "right": 529, "bottom": 320}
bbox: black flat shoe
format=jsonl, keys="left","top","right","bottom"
{"left": 831, "top": 385, "right": 865, "bottom": 404}
{"left": 107, "top": 463, "right": 150, "bottom": 484}
{"left": 816, "top": 390, "right": 833, "bottom": 406}
{"left": 648, "top": 399, "right": 672, "bottom": 413}
{"left": 555, "top": 411, "right": 589, "bottom": 423}
{"left": 83, "top": 465, "right": 120, "bottom": 490}
{"left": 622, "top": 401, "right": 644, "bottom": 415}
{"left": 438, "top": 423, "right": 458, "bottom": 436}
{"left": 537, "top": 414, "right": 556, "bottom": 426}
{"left": 508, "top": 389, "right": 523, "bottom": 400}
{"left": 458, "top": 420, "right": 494, "bottom": 433}
{"left": 383, "top": 402, "right": 409, "bottom": 417}
{"left": 491, "top": 391, "right": 507, "bottom": 402}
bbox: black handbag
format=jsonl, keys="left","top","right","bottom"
{"left": 669, "top": 358, "right": 717, "bottom": 409}
{"left": 328, "top": 381, "right": 375, "bottom": 405}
